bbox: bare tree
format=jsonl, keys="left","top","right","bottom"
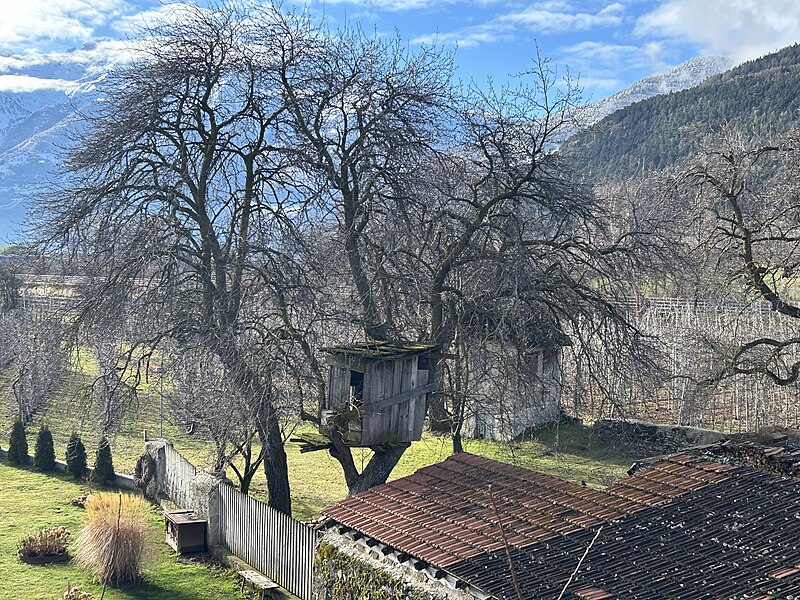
{"left": 33, "top": 2, "right": 303, "bottom": 514}
{"left": 33, "top": 1, "right": 670, "bottom": 504}
{"left": 0, "top": 264, "right": 21, "bottom": 310}
{"left": 280, "top": 34, "right": 667, "bottom": 486}
{"left": 684, "top": 129, "right": 800, "bottom": 386}
{"left": 9, "top": 312, "right": 67, "bottom": 424}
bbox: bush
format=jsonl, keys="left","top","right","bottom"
{"left": 33, "top": 425, "right": 55, "bottom": 471}
{"left": 92, "top": 437, "right": 115, "bottom": 486}
{"left": 74, "top": 493, "right": 152, "bottom": 586}
{"left": 17, "top": 526, "right": 70, "bottom": 557}
{"left": 7, "top": 420, "right": 28, "bottom": 465}
{"left": 65, "top": 433, "right": 87, "bottom": 480}
{"left": 64, "top": 584, "right": 95, "bottom": 600}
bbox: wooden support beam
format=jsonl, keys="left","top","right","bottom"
{"left": 366, "top": 383, "right": 437, "bottom": 412}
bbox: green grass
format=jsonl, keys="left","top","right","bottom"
{"left": 0, "top": 460, "right": 246, "bottom": 600}
{"left": 1, "top": 361, "right": 636, "bottom": 521}
{"left": 219, "top": 422, "right": 634, "bottom": 520}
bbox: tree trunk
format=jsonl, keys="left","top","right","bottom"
{"left": 427, "top": 357, "right": 451, "bottom": 432}
{"left": 216, "top": 340, "right": 292, "bottom": 515}
{"left": 328, "top": 431, "right": 408, "bottom": 496}
{"left": 257, "top": 423, "right": 292, "bottom": 514}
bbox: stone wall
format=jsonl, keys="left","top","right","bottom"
{"left": 592, "top": 419, "right": 726, "bottom": 457}
{"left": 314, "top": 530, "right": 473, "bottom": 600}
{"left": 136, "top": 439, "right": 223, "bottom": 547}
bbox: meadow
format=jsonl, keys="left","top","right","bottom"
{"left": 0, "top": 361, "right": 635, "bottom": 521}
{"left": 0, "top": 461, "right": 247, "bottom": 600}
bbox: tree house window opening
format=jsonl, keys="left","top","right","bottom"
{"left": 349, "top": 370, "right": 364, "bottom": 410}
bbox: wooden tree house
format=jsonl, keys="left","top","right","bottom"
{"left": 317, "top": 342, "right": 438, "bottom": 447}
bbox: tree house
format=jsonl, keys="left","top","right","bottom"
{"left": 319, "top": 342, "right": 438, "bottom": 446}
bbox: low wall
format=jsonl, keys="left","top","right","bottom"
{"left": 0, "top": 446, "right": 137, "bottom": 490}
{"left": 592, "top": 419, "right": 726, "bottom": 457}
{"left": 314, "top": 531, "right": 473, "bottom": 600}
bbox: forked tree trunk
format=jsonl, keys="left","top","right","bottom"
{"left": 328, "top": 431, "right": 409, "bottom": 496}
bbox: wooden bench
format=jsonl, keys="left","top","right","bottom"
{"left": 238, "top": 569, "right": 280, "bottom": 599}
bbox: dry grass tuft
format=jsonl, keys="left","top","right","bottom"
{"left": 73, "top": 493, "right": 153, "bottom": 587}
{"left": 63, "top": 583, "right": 95, "bottom": 599}
{"left": 17, "top": 526, "right": 70, "bottom": 557}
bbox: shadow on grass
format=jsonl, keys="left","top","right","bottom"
{"left": 117, "top": 581, "right": 214, "bottom": 600}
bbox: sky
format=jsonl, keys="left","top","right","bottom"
{"left": 1, "top": 0, "right": 800, "bottom": 103}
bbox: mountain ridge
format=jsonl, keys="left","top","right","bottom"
{"left": 568, "top": 44, "right": 800, "bottom": 182}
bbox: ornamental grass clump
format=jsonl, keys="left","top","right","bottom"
{"left": 17, "top": 526, "right": 70, "bottom": 558}
{"left": 73, "top": 493, "right": 152, "bottom": 587}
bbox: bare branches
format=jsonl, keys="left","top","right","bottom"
{"left": 680, "top": 128, "right": 800, "bottom": 387}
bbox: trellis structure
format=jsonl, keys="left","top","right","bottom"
{"left": 564, "top": 296, "right": 800, "bottom": 432}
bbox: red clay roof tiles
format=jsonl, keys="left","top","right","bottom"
{"left": 323, "top": 451, "right": 800, "bottom": 599}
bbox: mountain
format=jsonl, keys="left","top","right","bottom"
{"left": 577, "top": 56, "right": 733, "bottom": 127}
{"left": 567, "top": 44, "right": 800, "bottom": 182}
{"left": 0, "top": 47, "right": 107, "bottom": 243}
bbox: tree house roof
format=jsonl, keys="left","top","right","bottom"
{"left": 321, "top": 341, "right": 438, "bottom": 361}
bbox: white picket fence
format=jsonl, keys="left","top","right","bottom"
{"left": 163, "top": 443, "right": 197, "bottom": 510}
{"left": 217, "top": 483, "right": 320, "bottom": 600}
{"left": 160, "top": 443, "right": 320, "bottom": 599}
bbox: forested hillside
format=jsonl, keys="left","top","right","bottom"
{"left": 569, "top": 44, "right": 800, "bottom": 180}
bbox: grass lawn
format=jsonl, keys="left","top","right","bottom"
{"left": 1, "top": 364, "right": 637, "bottom": 522}
{"left": 0, "top": 460, "right": 247, "bottom": 600}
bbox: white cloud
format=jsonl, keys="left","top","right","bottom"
{"left": 112, "top": 3, "right": 209, "bottom": 35}
{"left": 637, "top": 0, "right": 800, "bottom": 62}
{"left": 0, "top": 39, "right": 134, "bottom": 74}
{"left": 305, "top": 0, "right": 496, "bottom": 11}
{"left": 412, "top": 27, "right": 511, "bottom": 47}
{"left": 412, "top": 1, "right": 626, "bottom": 47}
{"left": 0, "top": 74, "right": 75, "bottom": 93}
{"left": 498, "top": 1, "right": 624, "bottom": 33}
{"left": 0, "top": 0, "right": 127, "bottom": 51}
{"left": 557, "top": 40, "right": 669, "bottom": 98}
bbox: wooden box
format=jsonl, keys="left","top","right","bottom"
{"left": 164, "top": 509, "right": 207, "bottom": 554}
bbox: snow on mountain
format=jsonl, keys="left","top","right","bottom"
{"left": 0, "top": 47, "right": 106, "bottom": 242}
{"left": 577, "top": 56, "right": 734, "bottom": 127}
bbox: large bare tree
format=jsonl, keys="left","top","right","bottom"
{"left": 278, "top": 32, "right": 668, "bottom": 486}
{"left": 34, "top": 1, "right": 669, "bottom": 504}
{"left": 33, "top": 3, "right": 302, "bottom": 514}
{"left": 685, "top": 129, "right": 800, "bottom": 386}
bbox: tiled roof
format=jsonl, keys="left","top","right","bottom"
{"left": 322, "top": 452, "right": 800, "bottom": 599}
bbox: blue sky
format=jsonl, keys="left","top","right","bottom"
{"left": 1, "top": 0, "right": 800, "bottom": 102}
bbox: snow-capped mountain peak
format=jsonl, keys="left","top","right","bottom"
{"left": 577, "top": 56, "right": 734, "bottom": 126}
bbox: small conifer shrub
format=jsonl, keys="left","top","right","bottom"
{"left": 34, "top": 425, "right": 56, "bottom": 471}
{"left": 66, "top": 433, "right": 87, "bottom": 480}
{"left": 92, "top": 437, "right": 115, "bottom": 487}
{"left": 7, "top": 420, "right": 28, "bottom": 465}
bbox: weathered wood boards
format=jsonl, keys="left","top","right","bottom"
{"left": 319, "top": 342, "right": 437, "bottom": 446}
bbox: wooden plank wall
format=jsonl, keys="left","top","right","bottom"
{"left": 363, "top": 357, "right": 422, "bottom": 445}
{"left": 217, "top": 483, "right": 321, "bottom": 600}
{"left": 163, "top": 443, "right": 197, "bottom": 509}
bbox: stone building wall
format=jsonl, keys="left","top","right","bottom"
{"left": 313, "top": 530, "right": 475, "bottom": 600}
